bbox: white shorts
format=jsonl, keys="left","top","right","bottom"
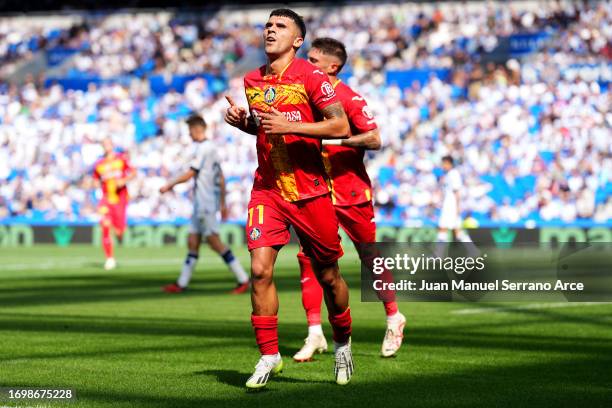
{"left": 438, "top": 212, "right": 461, "bottom": 230}
{"left": 439, "top": 196, "right": 461, "bottom": 230}
{"left": 189, "top": 211, "right": 220, "bottom": 236}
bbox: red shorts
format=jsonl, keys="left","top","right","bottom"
{"left": 246, "top": 191, "right": 343, "bottom": 265}
{"left": 335, "top": 201, "right": 376, "bottom": 244}
{"left": 99, "top": 199, "right": 127, "bottom": 234}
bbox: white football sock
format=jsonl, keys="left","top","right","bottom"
{"left": 221, "top": 249, "right": 249, "bottom": 284}
{"left": 456, "top": 230, "right": 472, "bottom": 243}
{"left": 262, "top": 352, "right": 281, "bottom": 361}
{"left": 386, "top": 311, "right": 403, "bottom": 325}
{"left": 308, "top": 324, "right": 324, "bottom": 337}
{"left": 177, "top": 253, "right": 198, "bottom": 288}
{"left": 437, "top": 231, "right": 450, "bottom": 242}
{"left": 229, "top": 259, "right": 249, "bottom": 284}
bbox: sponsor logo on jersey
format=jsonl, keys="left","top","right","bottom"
{"left": 282, "top": 110, "right": 302, "bottom": 122}
{"left": 362, "top": 105, "right": 374, "bottom": 119}
{"left": 249, "top": 227, "right": 262, "bottom": 241}
{"left": 321, "top": 81, "right": 335, "bottom": 101}
{"left": 264, "top": 87, "right": 276, "bottom": 104}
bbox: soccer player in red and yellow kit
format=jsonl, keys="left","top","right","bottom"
{"left": 292, "top": 38, "right": 406, "bottom": 362}
{"left": 92, "top": 139, "right": 135, "bottom": 270}
{"left": 224, "top": 9, "right": 354, "bottom": 388}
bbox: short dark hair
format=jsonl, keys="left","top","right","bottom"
{"left": 270, "top": 8, "right": 306, "bottom": 40}
{"left": 442, "top": 155, "right": 454, "bottom": 166}
{"left": 186, "top": 114, "right": 206, "bottom": 128}
{"left": 312, "top": 37, "right": 348, "bottom": 74}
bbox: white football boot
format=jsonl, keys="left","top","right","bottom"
{"left": 381, "top": 312, "right": 406, "bottom": 357}
{"left": 104, "top": 257, "right": 116, "bottom": 271}
{"left": 293, "top": 334, "right": 328, "bottom": 362}
{"left": 245, "top": 353, "right": 283, "bottom": 389}
{"left": 334, "top": 339, "right": 354, "bottom": 385}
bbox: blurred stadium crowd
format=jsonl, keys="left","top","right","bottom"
{"left": 0, "top": 1, "right": 610, "bottom": 227}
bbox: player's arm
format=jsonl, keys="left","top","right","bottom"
{"left": 455, "top": 190, "right": 461, "bottom": 215}
{"left": 224, "top": 96, "right": 258, "bottom": 135}
{"left": 116, "top": 168, "right": 136, "bottom": 188}
{"left": 259, "top": 103, "right": 349, "bottom": 139}
{"left": 91, "top": 167, "right": 102, "bottom": 190}
{"left": 326, "top": 128, "right": 382, "bottom": 150}
{"left": 219, "top": 167, "right": 228, "bottom": 221}
{"left": 159, "top": 169, "right": 196, "bottom": 194}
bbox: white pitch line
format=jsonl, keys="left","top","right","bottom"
{"left": 452, "top": 302, "right": 610, "bottom": 315}
{"left": 0, "top": 258, "right": 185, "bottom": 271}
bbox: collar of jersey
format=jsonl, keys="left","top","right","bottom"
{"left": 264, "top": 58, "right": 295, "bottom": 81}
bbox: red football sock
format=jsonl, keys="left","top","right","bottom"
{"left": 383, "top": 301, "right": 399, "bottom": 317}
{"left": 102, "top": 224, "right": 113, "bottom": 258}
{"left": 298, "top": 252, "right": 323, "bottom": 326}
{"left": 329, "top": 307, "right": 352, "bottom": 344}
{"left": 251, "top": 314, "right": 279, "bottom": 355}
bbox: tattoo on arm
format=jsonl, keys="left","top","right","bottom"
{"left": 321, "top": 102, "right": 346, "bottom": 120}
{"left": 341, "top": 129, "right": 382, "bottom": 150}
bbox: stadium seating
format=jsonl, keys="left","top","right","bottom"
{"left": 0, "top": 1, "right": 610, "bottom": 227}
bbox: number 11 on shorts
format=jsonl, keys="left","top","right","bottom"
{"left": 248, "top": 204, "right": 264, "bottom": 227}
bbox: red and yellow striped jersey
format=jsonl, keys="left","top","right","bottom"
{"left": 244, "top": 58, "right": 339, "bottom": 202}
{"left": 93, "top": 153, "right": 131, "bottom": 205}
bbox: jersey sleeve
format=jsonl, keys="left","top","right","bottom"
{"left": 304, "top": 68, "right": 340, "bottom": 112}
{"left": 346, "top": 94, "right": 377, "bottom": 133}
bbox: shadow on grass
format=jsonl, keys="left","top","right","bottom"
{"left": 478, "top": 302, "right": 612, "bottom": 329}
{"left": 194, "top": 369, "right": 329, "bottom": 388}
{"left": 5, "top": 355, "right": 611, "bottom": 408}
{"left": 0, "top": 273, "right": 322, "bottom": 308}
{"left": 1, "top": 311, "right": 612, "bottom": 363}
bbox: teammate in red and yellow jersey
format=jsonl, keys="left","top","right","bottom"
{"left": 224, "top": 9, "right": 354, "bottom": 388}
{"left": 291, "top": 38, "right": 406, "bottom": 362}
{"left": 92, "top": 139, "right": 135, "bottom": 270}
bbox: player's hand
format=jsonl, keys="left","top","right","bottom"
{"left": 260, "top": 108, "right": 290, "bottom": 135}
{"left": 220, "top": 204, "right": 229, "bottom": 221}
{"left": 224, "top": 95, "right": 247, "bottom": 129}
{"left": 115, "top": 178, "right": 126, "bottom": 188}
{"left": 159, "top": 185, "right": 172, "bottom": 194}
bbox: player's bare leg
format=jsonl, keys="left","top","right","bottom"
{"left": 115, "top": 228, "right": 124, "bottom": 245}
{"left": 434, "top": 227, "right": 450, "bottom": 258}
{"left": 311, "top": 260, "right": 353, "bottom": 385}
{"left": 246, "top": 247, "right": 283, "bottom": 389}
{"left": 101, "top": 219, "right": 116, "bottom": 270}
{"left": 206, "top": 234, "right": 250, "bottom": 294}
{"left": 163, "top": 233, "right": 201, "bottom": 293}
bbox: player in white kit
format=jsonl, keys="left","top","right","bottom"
{"left": 159, "top": 114, "right": 250, "bottom": 294}
{"left": 437, "top": 156, "right": 473, "bottom": 244}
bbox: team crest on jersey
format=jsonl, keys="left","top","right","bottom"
{"left": 249, "top": 227, "right": 262, "bottom": 241}
{"left": 264, "top": 87, "right": 276, "bottom": 104}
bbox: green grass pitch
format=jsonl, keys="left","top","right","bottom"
{"left": 0, "top": 245, "right": 611, "bottom": 407}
